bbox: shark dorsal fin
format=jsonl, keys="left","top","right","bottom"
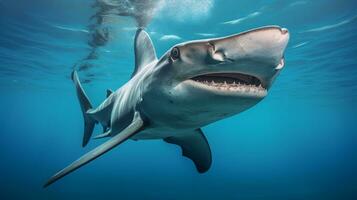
{"left": 132, "top": 29, "right": 157, "bottom": 77}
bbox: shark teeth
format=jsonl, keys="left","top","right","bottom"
{"left": 191, "top": 79, "right": 266, "bottom": 94}
{"left": 189, "top": 72, "right": 266, "bottom": 96}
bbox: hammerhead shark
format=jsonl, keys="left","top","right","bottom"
{"left": 44, "top": 26, "right": 289, "bottom": 187}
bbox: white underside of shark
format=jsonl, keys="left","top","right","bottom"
{"left": 44, "top": 26, "right": 289, "bottom": 187}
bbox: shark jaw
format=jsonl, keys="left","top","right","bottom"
{"left": 187, "top": 72, "right": 267, "bottom": 98}
{"left": 185, "top": 57, "right": 285, "bottom": 98}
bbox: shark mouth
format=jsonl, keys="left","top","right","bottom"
{"left": 189, "top": 73, "right": 267, "bottom": 97}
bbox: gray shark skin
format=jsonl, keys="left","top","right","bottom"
{"left": 44, "top": 26, "right": 289, "bottom": 187}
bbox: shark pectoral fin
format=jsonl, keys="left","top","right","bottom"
{"left": 44, "top": 111, "right": 145, "bottom": 188}
{"left": 164, "top": 129, "right": 212, "bottom": 173}
{"left": 132, "top": 28, "right": 157, "bottom": 77}
{"left": 106, "top": 89, "right": 113, "bottom": 97}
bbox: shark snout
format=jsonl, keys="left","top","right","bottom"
{"left": 210, "top": 26, "right": 289, "bottom": 66}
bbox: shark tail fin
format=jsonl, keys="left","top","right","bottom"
{"left": 71, "top": 71, "right": 96, "bottom": 147}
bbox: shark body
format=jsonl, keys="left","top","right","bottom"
{"left": 45, "top": 26, "right": 289, "bottom": 187}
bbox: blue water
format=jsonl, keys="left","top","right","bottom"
{"left": 1, "top": 0, "right": 357, "bottom": 199}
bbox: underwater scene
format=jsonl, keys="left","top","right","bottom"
{"left": 0, "top": 0, "right": 356, "bottom": 199}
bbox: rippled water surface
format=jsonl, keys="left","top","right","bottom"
{"left": 0, "top": 0, "right": 356, "bottom": 199}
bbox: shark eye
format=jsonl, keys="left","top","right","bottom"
{"left": 170, "top": 47, "right": 180, "bottom": 60}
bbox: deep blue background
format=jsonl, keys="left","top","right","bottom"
{"left": 0, "top": 0, "right": 356, "bottom": 199}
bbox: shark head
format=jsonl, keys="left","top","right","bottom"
{"left": 140, "top": 26, "right": 289, "bottom": 129}
{"left": 159, "top": 26, "right": 289, "bottom": 96}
